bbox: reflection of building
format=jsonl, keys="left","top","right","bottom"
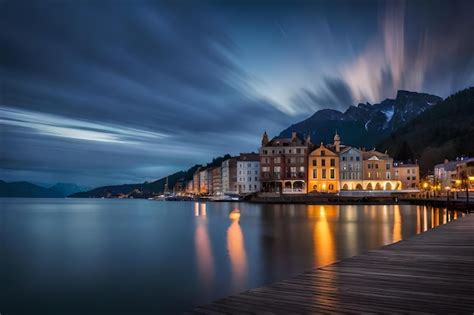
{"left": 393, "top": 161, "right": 420, "bottom": 189}
{"left": 362, "top": 149, "right": 401, "bottom": 190}
{"left": 227, "top": 216, "right": 247, "bottom": 289}
{"left": 222, "top": 157, "right": 238, "bottom": 194}
{"left": 434, "top": 159, "right": 458, "bottom": 189}
{"left": 308, "top": 142, "right": 339, "bottom": 193}
{"left": 237, "top": 153, "right": 260, "bottom": 194}
{"left": 339, "top": 146, "right": 363, "bottom": 190}
{"left": 211, "top": 167, "right": 222, "bottom": 195}
{"left": 259, "top": 131, "right": 310, "bottom": 194}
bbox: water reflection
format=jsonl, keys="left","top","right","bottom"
{"left": 194, "top": 202, "right": 214, "bottom": 291}
{"left": 2, "top": 199, "right": 465, "bottom": 314}
{"left": 311, "top": 206, "right": 336, "bottom": 267}
{"left": 227, "top": 209, "right": 247, "bottom": 290}
{"left": 393, "top": 205, "right": 402, "bottom": 242}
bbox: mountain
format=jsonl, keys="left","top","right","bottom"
{"left": 279, "top": 90, "right": 442, "bottom": 147}
{"left": 49, "top": 182, "right": 91, "bottom": 197}
{"left": 0, "top": 180, "right": 62, "bottom": 197}
{"left": 378, "top": 87, "right": 474, "bottom": 174}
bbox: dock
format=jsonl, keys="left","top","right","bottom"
{"left": 192, "top": 214, "right": 474, "bottom": 313}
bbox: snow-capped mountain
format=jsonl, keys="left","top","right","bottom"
{"left": 279, "top": 90, "right": 442, "bottom": 148}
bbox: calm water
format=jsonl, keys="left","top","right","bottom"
{"left": 0, "top": 199, "right": 462, "bottom": 313}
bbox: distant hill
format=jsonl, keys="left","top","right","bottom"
{"left": 69, "top": 155, "right": 233, "bottom": 198}
{"left": 0, "top": 180, "right": 62, "bottom": 197}
{"left": 378, "top": 87, "right": 474, "bottom": 174}
{"left": 49, "top": 182, "right": 91, "bottom": 197}
{"left": 279, "top": 90, "right": 442, "bottom": 147}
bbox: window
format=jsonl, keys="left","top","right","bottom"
{"left": 274, "top": 166, "right": 281, "bottom": 172}
{"left": 255, "top": 177, "right": 258, "bottom": 181}
{"left": 407, "top": 176, "right": 410, "bottom": 180}
{"left": 262, "top": 166, "right": 270, "bottom": 172}
{"left": 375, "top": 164, "right": 379, "bottom": 169}
{"left": 330, "top": 159, "right": 335, "bottom": 167}
{"left": 330, "top": 169, "right": 335, "bottom": 179}
{"left": 322, "top": 159, "right": 326, "bottom": 167}
{"left": 263, "top": 150, "right": 267, "bottom": 154}
{"left": 321, "top": 150, "right": 326, "bottom": 156}
{"left": 289, "top": 149, "right": 292, "bottom": 154}
{"left": 248, "top": 177, "right": 251, "bottom": 181}
{"left": 255, "top": 170, "right": 258, "bottom": 175}
{"left": 299, "top": 166, "right": 305, "bottom": 172}
{"left": 412, "top": 176, "right": 416, "bottom": 180}
{"left": 274, "top": 157, "right": 281, "bottom": 163}
{"left": 322, "top": 169, "right": 327, "bottom": 179}
{"left": 350, "top": 156, "right": 353, "bottom": 161}
{"left": 313, "top": 169, "right": 317, "bottom": 179}
{"left": 272, "top": 150, "right": 275, "bottom": 154}
{"left": 386, "top": 163, "right": 390, "bottom": 170}
{"left": 296, "top": 148, "right": 301, "bottom": 154}
{"left": 248, "top": 163, "right": 251, "bottom": 167}
{"left": 407, "top": 169, "right": 410, "bottom": 174}
{"left": 329, "top": 184, "right": 334, "bottom": 190}
{"left": 356, "top": 156, "right": 360, "bottom": 161}
{"left": 342, "top": 156, "right": 346, "bottom": 161}
{"left": 312, "top": 159, "right": 316, "bottom": 166}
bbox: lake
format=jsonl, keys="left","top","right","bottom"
{"left": 0, "top": 198, "right": 462, "bottom": 313}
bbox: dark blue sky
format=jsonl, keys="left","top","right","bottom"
{"left": 1, "top": 0, "right": 474, "bottom": 186}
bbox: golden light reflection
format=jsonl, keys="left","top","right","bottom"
{"left": 416, "top": 207, "right": 421, "bottom": 234}
{"left": 200, "top": 203, "right": 207, "bottom": 216}
{"left": 423, "top": 206, "right": 428, "bottom": 232}
{"left": 195, "top": 203, "right": 214, "bottom": 289}
{"left": 194, "top": 202, "right": 199, "bottom": 216}
{"left": 392, "top": 205, "right": 402, "bottom": 242}
{"left": 312, "top": 206, "right": 336, "bottom": 267}
{"left": 227, "top": 211, "right": 247, "bottom": 289}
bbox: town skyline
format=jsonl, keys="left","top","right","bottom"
{"left": 2, "top": 0, "right": 474, "bottom": 186}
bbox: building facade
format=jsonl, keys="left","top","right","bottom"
{"left": 222, "top": 157, "right": 238, "bottom": 194}
{"left": 362, "top": 150, "right": 400, "bottom": 190}
{"left": 434, "top": 159, "right": 459, "bottom": 189}
{"left": 339, "top": 146, "right": 363, "bottom": 190}
{"left": 199, "top": 169, "right": 208, "bottom": 194}
{"left": 237, "top": 153, "right": 260, "bottom": 194}
{"left": 193, "top": 168, "right": 201, "bottom": 194}
{"left": 259, "top": 131, "right": 310, "bottom": 194}
{"left": 455, "top": 158, "right": 474, "bottom": 191}
{"left": 308, "top": 143, "right": 339, "bottom": 193}
{"left": 211, "top": 166, "right": 222, "bottom": 195}
{"left": 393, "top": 161, "right": 420, "bottom": 189}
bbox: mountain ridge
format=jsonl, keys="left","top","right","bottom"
{"left": 279, "top": 90, "right": 442, "bottom": 147}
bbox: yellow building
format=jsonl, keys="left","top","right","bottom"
{"left": 308, "top": 143, "right": 339, "bottom": 193}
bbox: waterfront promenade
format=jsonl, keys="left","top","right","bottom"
{"left": 192, "top": 213, "right": 474, "bottom": 313}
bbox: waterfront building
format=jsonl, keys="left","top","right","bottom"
{"left": 308, "top": 142, "right": 339, "bottom": 193}
{"left": 222, "top": 157, "right": 238, "bottom": 194}
{"left": 185, "top": 180, "right": 194, "bottom": 194}
{"left": 199, "top": 168, "right": 208, "bottom": 194}
{"left": 193, "top": 168, "right": 201, "bottom": 194}
{"left": 339, "top": 146, "right": 363, "bottom": 190}
{"left": 393, "top": 161, "right": 420, "bottom": 189}
{"left": 211, "top": 166, "right": 222, "bottom": 195}
{"left": 259, "top": 131, "right": 310, "bottom": 194}
{"left": 434, "top": 159, "right": 459, "bottom": 189}
{"left": 237, "top": 153, "right": 260, "bottom": 194}
{"left": 454, "top": 157, "right": 474, "bottom": 191}
{"left": 362, "top": 149, "right": 401, "bottom": 190}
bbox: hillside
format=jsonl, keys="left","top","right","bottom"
{"left": 378, "top": 87, "right": 474, "bottom": 174}
{"left": 0, "top": 180, "right": 62, "bottom": 198}
{"left": 279, "top": 90, "right": 442, "bottom": 147}
{"left": 70, "top": 155, "right": 231, "bottom": 198}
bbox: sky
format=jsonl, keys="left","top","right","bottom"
{"left": 1, "top": 0, "right": 474, "bottom": 187}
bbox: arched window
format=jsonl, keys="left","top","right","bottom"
{"left": 329, "top": 184, "right": 334, "bottom": 190}
{"left": 342, "top": 184, "right": 348, "bottom": 190}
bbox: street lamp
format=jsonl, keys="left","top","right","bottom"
{"left": 445, "top": 186, "right": 451, "bottom": 207}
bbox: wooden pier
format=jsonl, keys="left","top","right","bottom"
{"left": 192, "top": 214, "right": 474, "bottom": 314}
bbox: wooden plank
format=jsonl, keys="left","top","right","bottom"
{"left": 190, "top": 215, "right": 474, "bottom": 313}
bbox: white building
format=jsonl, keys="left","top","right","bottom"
{"left": 237, "top": 153, "right": 260, "bottom": 194}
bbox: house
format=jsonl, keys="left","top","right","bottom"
{"left": 222, "top": 157, "right": 238, "bottom": 194}
{"left": 259, "top": 131, "right": 310, "bottom": 194}
{"left": 237, "top": 153, "right": 260, "bottom": 194}
{"left": 393, "top": 161, "right": 420, "bottom": 189}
